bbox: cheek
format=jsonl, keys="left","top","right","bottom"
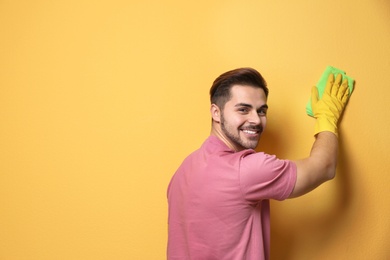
{"left": 223, "top": 112, "right": 243, "bottom": 125}
{"left": 231, "top": 116, "right": 247, "bottom": 127}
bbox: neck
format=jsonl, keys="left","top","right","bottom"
{"left": 210, "top": 122, "right": 241, "bottom": 152}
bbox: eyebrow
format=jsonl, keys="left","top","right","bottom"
{"left": 235, "top": 103, "right": 268, "bottom": 110}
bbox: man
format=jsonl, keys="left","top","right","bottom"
{"left": 167, "top": 67, "right": 350, "bottom": 259}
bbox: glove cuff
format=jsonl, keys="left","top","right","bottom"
{"left": 314, "top": 117, "right": 338, "bottom": 137}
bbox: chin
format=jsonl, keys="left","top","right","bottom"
{"left": 244, "top": 142, "right": 259, "bottom": 150}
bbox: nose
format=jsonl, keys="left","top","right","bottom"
{"left": 248, "top": 111, "right": 261, "bottom": 125}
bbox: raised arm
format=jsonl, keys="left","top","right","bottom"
{"left": 289, "top": 73, "right": 350, "bottom": 198}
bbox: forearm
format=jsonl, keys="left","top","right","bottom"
{"left": 290, "top": 131, "right": 338, "bottom": 198}
{"left": 310, "top": 131, "right": 338, "bottom": 179}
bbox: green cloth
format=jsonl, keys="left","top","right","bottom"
{"left": 306, "top": 66, "right": 355, "bottom": 117}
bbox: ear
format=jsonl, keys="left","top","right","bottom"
{"left": 210, "top": 104, "right": 221, "bottom": 123}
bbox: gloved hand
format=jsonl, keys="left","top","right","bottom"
{"left": 311, "top": 73, "right": 350, "bottom": 136}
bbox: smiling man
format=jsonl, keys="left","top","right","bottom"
{"left": 167, "top": 67, "right": 350, "bottom": 260}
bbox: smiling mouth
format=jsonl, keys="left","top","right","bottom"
{"left": 242, "top": 129, "right": 259, "bottom": 135}
{"left": 241, "top": 126, "right": 262, "bottom": 136}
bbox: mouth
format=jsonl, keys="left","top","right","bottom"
{"left": 241, "top": 127, "right": 262, "bottom": 137}
{"left": 242, "top": 129, "right": 259, "bottom": 134}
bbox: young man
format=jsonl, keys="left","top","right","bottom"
{"left": 167, "top": 67, "right": 350, "bottom": 260}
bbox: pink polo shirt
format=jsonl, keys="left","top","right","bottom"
{"left": 167, "top": 136, "right": 297, "bottom": 260}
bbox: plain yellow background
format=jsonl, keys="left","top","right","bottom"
{"left": 1, "top": 0, "right": 389, "bottom": 259}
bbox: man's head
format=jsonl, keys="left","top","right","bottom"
{"left": 209, "top": 68, "right": 269, "bottom": 151}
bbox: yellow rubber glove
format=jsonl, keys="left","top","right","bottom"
{"left": 311, "top": 73, "right": 350, "bottom": 136}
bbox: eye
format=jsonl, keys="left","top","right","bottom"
{"left": 238, "top": 107, "right": 249, "bottom": 113}
{"left": 258, "top": 109, "right": 267, "bottom": 116}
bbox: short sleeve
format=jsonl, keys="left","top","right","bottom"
{"left": 239, "top": 152, "right": 297, "bottom": 202}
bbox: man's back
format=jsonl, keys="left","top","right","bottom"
{"left": 167, "top": 136, "right": 296, "bottom": 260}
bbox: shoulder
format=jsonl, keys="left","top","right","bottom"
{"left": 239, "top": 152, "right": 296, "bottom": 179}
{"left": 240, "top": 151, "right": 275, "bottom": 166}
{"left": 239, "top": 152, "right": 297, "bottom": 201}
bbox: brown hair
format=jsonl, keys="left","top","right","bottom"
{"left": 209, "top": 67, "right": 268, "bottom": 109}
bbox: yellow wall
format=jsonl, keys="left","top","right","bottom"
{"left": 1, "top": 0, "right": 389, "bottom": 259}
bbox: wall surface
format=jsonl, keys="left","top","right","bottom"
{"left": 1, "top": 0, "right": 389, "bottom": 259}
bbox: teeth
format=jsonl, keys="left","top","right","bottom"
{"left": 243, "top": 130, "right": 257, "bottom": 134}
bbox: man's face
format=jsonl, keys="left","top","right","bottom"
{"left": 219, "top": 85, "right": 268, "bottom": 151}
